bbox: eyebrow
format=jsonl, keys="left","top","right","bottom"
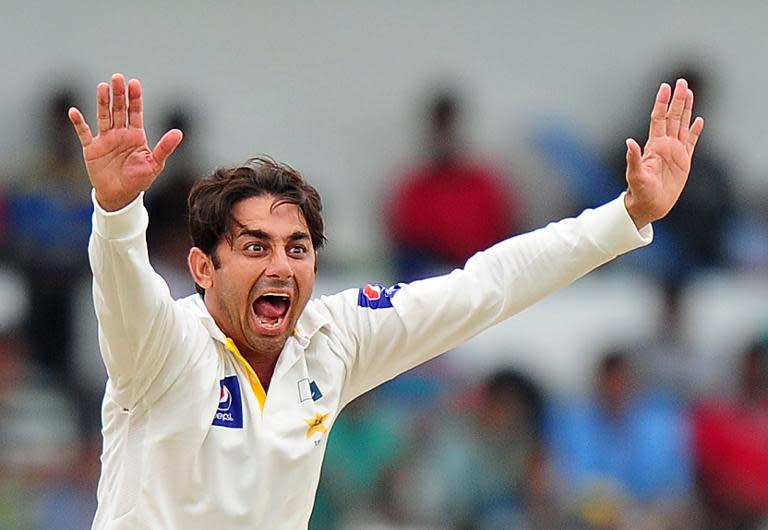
{"left": 236, "top": 228, "right": 310, "bottom": 243}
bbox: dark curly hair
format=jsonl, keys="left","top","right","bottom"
{"left": 187, "top": 156, "right": 326, "bottom": 294}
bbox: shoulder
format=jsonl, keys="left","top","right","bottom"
{"left": 298, "top": 288, "right": 359, "bottom": 331}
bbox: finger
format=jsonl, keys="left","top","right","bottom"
{"left": 127, "top": 78, "right": 144, "bottom": 129}
{"left": 625, "top": 137, "right": 643, "bottom": 183}
{"left": 96, "top": 82, "right": 111, "bottom": 135}
{"left": 648, "top": 83, "right": 671, "bottom": 140}
{"left": 678, "top": 89, "right": 694, "bottom": 143}
{"left": 686, "top": 116, "right": 704, "bottom": 155}
{"left": 111, "top": 73, "right": 128, "bottom": 128}
{"left": 666, "top": 78, "right": 688, "bottom": 140}
{"left": 152, "top": 129, "right": 184, "bottom": 169}
{"left": 68, "top": 107, "right": 94, "bottom": 147}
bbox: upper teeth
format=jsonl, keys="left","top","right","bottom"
{"left": 264, "top": 293, "right": 289, "bottom": 299}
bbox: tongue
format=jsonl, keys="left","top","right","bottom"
{"left": 254, "top": 297, "right": 288, "bottom": 318}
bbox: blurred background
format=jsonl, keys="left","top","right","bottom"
{"left": 1, "top": 1, "right": 767, "bottom": 528}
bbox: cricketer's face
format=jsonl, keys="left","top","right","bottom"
{"left": 202, "top": 195, "right": 316, "bottom": 359}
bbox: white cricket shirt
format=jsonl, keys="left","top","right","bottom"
{"left": 88, "top": 192, "right": 651, "bottom": 529}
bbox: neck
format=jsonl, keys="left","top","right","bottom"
{"left": 224, "top": 336, "right": 282, "bottom": 393}
{"left": 243, "top": 352, "right": 278, "bottom": 391}
{"left": 205, "top": 299, "right": 284, "bottom": 391}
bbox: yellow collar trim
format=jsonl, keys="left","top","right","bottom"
{"left": 224, "top": 338, "right": 267, "bottom": 411}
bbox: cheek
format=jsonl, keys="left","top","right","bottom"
{"left": 296, "top": 265, "right": 316, "bottom": 291}
{"left": 217, "top": 267, "right": 253, "bottom": 303}
{"left": 292, "top": 267, "right": 316, "bottom": 307}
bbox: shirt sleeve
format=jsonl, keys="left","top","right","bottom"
{"left": 325, "top": 194, "right": 653, "bottom": 405}
{"left": 89, "top": 191, "right": 201, "bottom": 410}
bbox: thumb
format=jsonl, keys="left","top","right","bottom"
{"left": 152, "top": 129, "right": 184, "bottom": 169}
{"left": 625, "top": 138, "right": 642, "bottom": 183}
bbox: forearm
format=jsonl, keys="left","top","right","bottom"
{"left": 89, "top": 191, "right": 178, "bottom": 393}
{"left": 394, "top": 193, "right": 652, "bottom": 359}
{"left": 486, "top": 192, "right": 652, "bottom": 315}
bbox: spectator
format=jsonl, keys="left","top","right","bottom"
{"left": 385, "top": 369, "right": 560, "bottom": 529}
{"left": 548, "top": 349, "right": 694, "bottom": 529}
{"left": 6, "top": 86, "right": 92, "bottom": 383}
{"left": 693, "top": 334, "right": 768, "bottom": 530}
{"left": 386, "top": 90, "right": 522, "bottom": 282}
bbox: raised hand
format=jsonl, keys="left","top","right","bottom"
{"left": 623, "top": 78, "right": 704, "bottom": 228}
{"left": 68, "top": 73, "right": 183, "bottom": 211}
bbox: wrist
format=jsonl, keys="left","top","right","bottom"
{"left": 91, "top": 190, "right": 147, "bottom": 240}
{"left": 623, "top": 191, "right": 653, "bottom": 229}
{"left": 94, "top": 191, "right": 139, "bottom": 213}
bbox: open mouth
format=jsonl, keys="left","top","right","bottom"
{"left": 252, "top": 293, "right": 291, "bottom": 332}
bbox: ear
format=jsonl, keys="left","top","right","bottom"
{"left": 188, "top": 247, "right": 215, "bottom": 291}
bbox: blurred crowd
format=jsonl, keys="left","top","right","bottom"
{"left": 1, "top": 60, "right": 768, "bottom": 529}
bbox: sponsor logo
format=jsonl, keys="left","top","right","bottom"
{"left": 364, "top": 284, "right": 382, "bottom": 300}
{"left": 358, "top": 283, "right": 402, "bottom": 309}
{"left": 219, "top": 385, "right": 232, "bottom": 412}
{"left": 212, "top": 376, "right": 244, "bottom": 429}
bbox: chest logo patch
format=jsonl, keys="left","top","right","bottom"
{"left": 305, "top": 412, "right": 330, "bottom": 439}
{"left": 212, "top": 375, "right": 244, "bottom": 429}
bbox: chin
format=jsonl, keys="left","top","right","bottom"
{"left": 249, "top": 332, "right": 291, "bottom": 357}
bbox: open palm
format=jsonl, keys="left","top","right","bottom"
{"left": 624, "top": 78, "right": 704, "bottom": 228}
{"left": 69, "top": 74, "right": 183, "bottom": 211}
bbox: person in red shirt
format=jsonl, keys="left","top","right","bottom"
{"left": 387, "top": 92, "right": 521, "bottom": 281}
{"left": 693, "top": 335, "right": 768, "bottom": 529}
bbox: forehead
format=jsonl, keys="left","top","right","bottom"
{"left": 231, "top": 195, "right": 308, "bottom": 234}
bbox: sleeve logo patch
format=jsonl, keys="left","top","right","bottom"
{"left": 358, "top": 283, "right": 402, "bottom": 309}
{"left": 212, "top": 375, "right": 244, "bottom": 428}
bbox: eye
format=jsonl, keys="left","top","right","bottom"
{"left": 245, "top": 242, "right": 265, "bottom": 253}
{"left": 289, "top": 244, "right": 308, "bottom": 256}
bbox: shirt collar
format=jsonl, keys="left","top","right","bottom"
{"left": 183, "top": 294, "right": 227, "bottom": 344}
{"left": 292, "top": 299, "right": 331, "bottom": 348}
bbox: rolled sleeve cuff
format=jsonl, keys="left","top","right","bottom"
{"left": 91, "top": 190, "right": 148, "bottom": 240}
{"left": 581, "top": 192, "right": 653, "bottom": 257}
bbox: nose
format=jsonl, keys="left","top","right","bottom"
{"left": 265, "top": 248, "right": 293, "bottom": 279}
